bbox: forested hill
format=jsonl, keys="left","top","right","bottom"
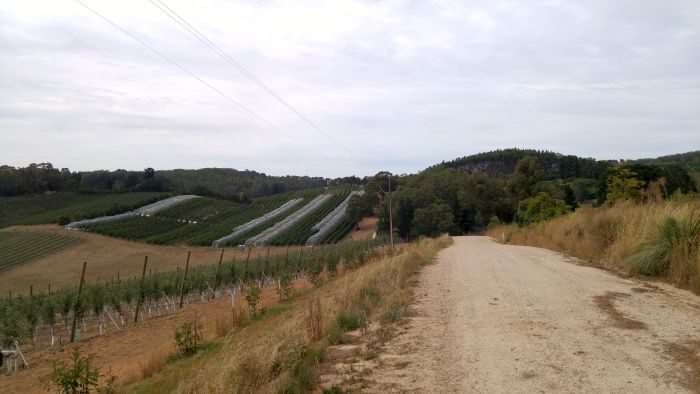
{"left": 633, "top": 151, "right": 700, "bottom": 172}
{"left": 0, "top": 164, "right": 327, "bottom": 199}
{"left": 431, "top": 148, "right": 609, "bottom": 180}
{"left": 160, "top": 168, "right": 326, "bottom": 199}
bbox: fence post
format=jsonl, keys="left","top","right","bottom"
{"left": 214, "top": 248, "right": 224, "bottom": 295}
{"left": 133, "top": 256, "right": 149, "bottom": 323}
{"left": 70, "top": 261, "right": 88, "bottom": 343}
{"left": 179, "top": 251, "right": 191, "bottom": 309}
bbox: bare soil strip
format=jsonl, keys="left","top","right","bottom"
{"left": 356, "top": 236, "right": 700, "bottom": 393}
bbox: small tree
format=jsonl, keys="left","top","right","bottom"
{"left": 412, "top": 203, "right": 455, "bottom": 237}
{"left": 42, "top": 300, "right": 57, "bottom": 346}
{"left": 606, "top": 167, "right": 644, "bottom": 203}
{"left": 245, "top": 286, "right": 261, "bottom": 317}
{"left": 277, "top": 272, "right": 293, "bottom": 301}
{"left": 517, "top": 192, "right": 571, "bottom": 225}
{"left": 175, "top": 319, "right": 202, "bottom": 356}
{"left": 51, "top": 350, "right": 100, "bottom": 394}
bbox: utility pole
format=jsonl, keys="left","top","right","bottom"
{"left": 387, "top": 174, "right": 394, "bottom": 249}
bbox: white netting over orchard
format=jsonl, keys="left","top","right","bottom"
{"left": 306, "top": 191, "right": 364, "bottom": 245}
{"left": 64, "top": 195, "right": 200, "bottom": 230}
{"left": 245, "top": 194, "right": 332, "bottom": 246}
{"left": 211, "top": 198, "right": 304, "bottom": 247}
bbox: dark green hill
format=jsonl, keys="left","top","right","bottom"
{"left": 160, "top": 168, "right": 326, "bottom": 199}
{"left": 633, "top": 151, "right": 700, "bottom": 172}
{"left": 432, "top": 148, "right": 609, "bottom": 180}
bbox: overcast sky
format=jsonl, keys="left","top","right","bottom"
{"left": 1, "top": 0, "right": 699, "bottom": 177}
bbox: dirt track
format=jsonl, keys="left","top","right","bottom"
{"left": 363, "top": 236, "right": 700, "bottom": 393}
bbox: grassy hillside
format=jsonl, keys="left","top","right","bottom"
{"left": 0, "top": 192, "right": 170, "bottom": 229}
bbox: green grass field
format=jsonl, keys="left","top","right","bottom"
{"left": 0, "top": 192, "right": 171, "bottom": 228}
{"left": 0, "top": 231, "right": 81, "bottom": 272}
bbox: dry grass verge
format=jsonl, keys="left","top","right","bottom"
{"left": 125, "top": 236, "right": 452, "bottom": 394}
{"left": 488, "top": 198, "right": 700, "bottom": 293}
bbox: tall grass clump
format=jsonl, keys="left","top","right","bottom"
{"left": 630, "top": 212, "right": 700, "bottom": 280}
{"left": 488, "top": 199, "right": 700, "bottom": 293}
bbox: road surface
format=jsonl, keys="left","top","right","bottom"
{"left": 363, "top": 236, "right": 700, "bottom": 393}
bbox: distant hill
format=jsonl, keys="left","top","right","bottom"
{"left": 160, "top": 168, "right": 327, "bottom": 199}
{"left": 632, "top": 151, "right": 700, "bottom": 173}
{"left": 432, "top": 148, "right": 610, "bottom": 180}
{"left": 0, "top": 164, "right": 328, "bottom": 199}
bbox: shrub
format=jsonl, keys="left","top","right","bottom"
{"left": 306, "top": 297, "right": 323, "bottom": 341}
{"left": 381, "top": 302, "right": 407, "bottom": 323}
{"left": 58, "top": 216, "right": 71, "bottom": 226}
{"left": 517, "top": 192, "right": 570, "bottom": 225}
{"left": 175, "top": 320, "right": 202, "bottom": 356}
{"left": 630, "top": 213, "right": 700, "bottom": 276}
{"left": 52, "top": 350, "right": 100, "bottom": 394}
{"left": 232, "top": 356, "right": 266, "bottom": 394}
{"left": 336, "top": 310, "right": 362, "bottom": 331}
{"left": 245, "top": 286, "right": 262, "bottom": 317}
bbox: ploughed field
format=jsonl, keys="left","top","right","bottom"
{"left": 0, "top": 231, "right": 81, "bottom": 273}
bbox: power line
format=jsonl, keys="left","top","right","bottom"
{"left": 148, "top": 0, "right": 352, "bottom": 156}
{"left": 74, "top": 0, "right": 275, "bottom": 129}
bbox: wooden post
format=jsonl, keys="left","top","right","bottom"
{"left": 70, "top": 261, "right": 88, "bottom": 343}
{"left": 179, "top": 251, "right": 191, "bottom": 309}
{"left": 133, "top": 256, "right": 149, "bottom": 323}
{"left": 214, "top": 248, "right": 225, "bottom": 294}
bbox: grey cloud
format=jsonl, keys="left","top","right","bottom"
{"left": 0, "top": 0, "right": 699, "bottom": 177}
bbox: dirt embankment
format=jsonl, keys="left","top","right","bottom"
{"left": 351, "top": 236, "right": 700, "bottom": 393}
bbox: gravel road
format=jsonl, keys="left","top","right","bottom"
{"left": 363, "top": 236, "right": 700, "bottom": 393}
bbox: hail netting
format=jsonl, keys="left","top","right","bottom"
{"left": 245, "top": 194, "right": 332, "bottom": 246}
{"left": 211, "top": 198, "right": 304, "bottom": 247}
{"left": 306, "top": 191, "right": 364, "bottom": 245}
{"left": 64, "top": 195, "right": 200, "bottom": 230}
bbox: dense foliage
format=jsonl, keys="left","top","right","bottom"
{"left": 633, "top": 151, "right": 700, "bottom": 172}
{"left": 0, "top": 164, "right": 329, "bottom": 201}
{"left": 159, "top": 168, "right": 327, "bottom": 199}
{"left": 0, "top": 164, "right": 170, "bottom": 196}
{"left": 359, "top": 151, "right": 698, "bottom": 239}
{"left": 434, "top": 148, "right": 609, "bottom": 180}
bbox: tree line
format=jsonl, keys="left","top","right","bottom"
{"left": 349, "top": 154, "right": 697, "bottom": 239}
{"left": 0, "top": 164, "right": 355, "bottom": 200}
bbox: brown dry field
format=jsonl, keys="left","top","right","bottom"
{"left": 0, "top": 225, "right": 303, "bottom": 295}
